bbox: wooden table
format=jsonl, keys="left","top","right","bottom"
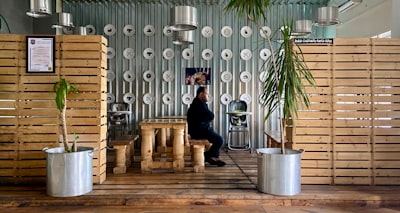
{"left": 156, "top": 116, "right": 189, "bottom": 153}
{"left": 139, "top": 119, "right": 186, "bottom": 173}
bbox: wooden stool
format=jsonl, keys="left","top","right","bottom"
{"left": 109, "top": 135, "right": 139, "bottom": 174}
{"left": 189, "top": 139, "right": 211, "bottom": 173}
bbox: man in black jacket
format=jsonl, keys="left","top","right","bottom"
{"left": 187, "top": 86, "right": 225, "bottom": 167}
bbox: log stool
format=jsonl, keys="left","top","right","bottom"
{"left": 189, "top": 139, "right": 211, "bottom": 173}
{"left": 109, "top": 135, "right": 139, "bottom": 174}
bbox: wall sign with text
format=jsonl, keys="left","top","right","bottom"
{"left": 26, "top": 36, "right": 55, "bottom": 73}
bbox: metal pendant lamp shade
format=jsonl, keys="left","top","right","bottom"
{"left": 315, "top": 6, "right": 340, "bottom": 26}
{"left": 26, "top": 0, "right": 52, "bottom": 18}
{"left": 173, "top": 30, "right": 194, "bottom": 45}
{"left": 293, "top": 20, "right": 312, "bottom": 35}
{"left": 170, "top": 6, "right": 198, "bottom": 31}
{"left": 52, "top": 12, "right": 74, "bottom": 28}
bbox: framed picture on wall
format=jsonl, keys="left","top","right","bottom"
{"left": 26, "top": 36, "right": 55, "bottom": 73}
{"left": 185, "top": 67, "right": 211, "bottom": 85}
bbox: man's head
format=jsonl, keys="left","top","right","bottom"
{"left": 196, "top": 86, "right": 209, "bottom": 102}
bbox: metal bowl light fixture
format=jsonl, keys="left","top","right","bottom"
{"left": 292, "top": 20, "right": 312, "bottom": 35}
{"left": 314, "top": 6, "right": 340, "bottom": 26}
{"left": 170, "top": 6, "right": 198, "bottom": 31}
{"left": 173, "top": 30, "right": 194, "bottom": 45}
{"left": 26, "top": 0, "right": 52, "bottom": 18}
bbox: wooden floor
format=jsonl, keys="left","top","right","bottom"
{"left": 1, "top": 150, "right": 400, "bottom": 213}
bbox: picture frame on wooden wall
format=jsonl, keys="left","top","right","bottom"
{"left": 26, "top": 36, "right": 55, "bottom": 74}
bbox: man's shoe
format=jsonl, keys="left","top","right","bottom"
{"left": 215, "top": 159, "right": 226, "bottom": 167}
{"left": 205, "top": 157, "right": 217, "bottom": 165}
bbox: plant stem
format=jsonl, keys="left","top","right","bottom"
{"left": 61, "top": 96, "right": 69, "bottom": 151}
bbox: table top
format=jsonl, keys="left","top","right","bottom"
{"left": 226, "top": 111, "right": 253, "bottom": 116}
{"left": 140, "top": 119, "right": 187, "bottom": 128}
{"left": 108, "top": 111, "right": 132, "bottom": 114}
{"left": 157, "top": 116, "right": 187, "bottom": 120}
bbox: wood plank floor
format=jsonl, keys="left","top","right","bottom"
{"left": 1, "top": 150, "right": 400, "bottom": 212}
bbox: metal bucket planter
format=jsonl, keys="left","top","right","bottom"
{"left": 44, "top": 147, "right": 93, "bottom": 197}
{"left": 257, "top": 148, "right": 304, "bottom": 196}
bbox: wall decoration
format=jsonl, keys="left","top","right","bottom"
{"left": 221, "top": 49, "right": 232, "bottom": 61}
{"left": 163, "top": 26, "right": 173, "bottom": 37}
{"left": 123, "top": 48, "right": 135, "bottom": 59}
{"left": 221, "top": 26, "right": 232, "bottom": 37}
{"left": 240, "top": 26, "right": 252, "bottom": 37}
{"left": 201, "top": 26, "right": 213, "bottom": 38}
{"left": 163, "top": 48, "right": 174, "bottom": 60}
{"left": 26, "top": 36, "right": 55, "bottom": 73}
{"left": 104, "top": 24, "right": 116, "bottom": 36}
{"left": 185, "top": 67, "right": 211, "bottom": 85}
{"left": 62, "top": 27, "right": 73, "bottom": 35}
{"left": 260, "top": 26, "right": 272, "bottom": 38}
{"left": 220, "top": 94, "right": 232, "bottom": 105}
{"left": 240, "top": 93, "right": 252, "bottom": 104}
{"left": 143, "top": 70, "right": 155, "bottom": 82}
{"left": 182, "top": 93, "right": 193, "bottom": 105}
{"left": 107, "top": 93, "right": 115, "bottom": 103}
{"left": 182, "top": 48, "right": 193, "bottom": 60}
{"left": 240, "top": 49, "right": 252, "bottom": 60}
{"left": 162, "top": 93, "right": 174, "bottom": 105}
{"left": 86, "top": 25, "right": 96, "bottom": 35}
{"left": 123, "top": 70, "right": 135, "bottom": 82}
{"left": 259, "top": 48, "right": 271, "bottom": 60}
{"left": 143, "top": 48, "right": 155, "bottom": 59}
{"left": 123, "top": 24, "right": 135, "bottom": 36}
{"left": 201, "top": 49, "right": 213, "bottom": 60}
{"left": 221, "top": 71, "right": 232, "bottom": 83}
{"left": 163, "top": 70, "right": 174, "bottom": 82}
{"left": 123, "top": 93, "right": 135, "bottom": 104}
{"left": 143, "top": 93, "right": 154, "bottom": 104}
{"left": 143, "top": 25, "right": 155, "bottom": 36}
{"left": 240, "top": 71, "right": 252, "bottom": 83}
{"left": 107, "top": 47, "right": 115, "bottom": 59}
{"left": 107, "top": 70, "right": 115, "bottom": 81}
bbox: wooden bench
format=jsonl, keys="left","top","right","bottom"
{"left": 109, "top": 135, "right": 139, "bottom": 174}
{"left": 189, "top": 139, "right": 211, "bottom": 173}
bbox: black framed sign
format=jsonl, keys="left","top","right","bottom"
{"left": 26, "top": 36, "right": 55, "bottom": 73}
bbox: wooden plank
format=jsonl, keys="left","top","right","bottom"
{"left": 59, "top": 35, "right": 107, "bottom": 45}
{"left": 335, "top": 152, "right": 371, "bottom": 160}
{"left": 335, "top": 160, "right": 371, "bottom": 168}
{"left": 334, "top": 177, "right": 372, "bottom": 185}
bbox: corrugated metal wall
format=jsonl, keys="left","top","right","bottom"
{"left": 63, "top": 1, "right": 329, "bottom": 149}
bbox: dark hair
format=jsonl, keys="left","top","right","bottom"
{"left": 196, "top": 86, "right": 207, "bottom": 96}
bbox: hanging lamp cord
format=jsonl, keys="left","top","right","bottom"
{"left": 0, "top": 13, "right": 11, "bottom": 33}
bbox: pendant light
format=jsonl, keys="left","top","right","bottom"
{"left": 293, "top": 20, "right": 312, "bottom": 35}
{"left": 170, "top": 6, "right": 198, "bottom": 31}
{"left": 26, "top": 0, "right": 52, "bottom": 18}
{"left": 173, "top": 30, "right": 194, "bottom": 45}
{"left": 314, "top": 6, "right": 340, "bottom": 26}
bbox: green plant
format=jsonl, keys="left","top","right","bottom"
{"left": 224, "top": 0, "right": 315, "bottom": 154}
{"left": 53, "top": 77, "right": 79, "bottom": 152}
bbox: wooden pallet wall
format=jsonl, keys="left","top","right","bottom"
{"left": 293, "top": 38, "right": 400, "bottom": 185}
{"left": 0, "top": 35, "right": 107, "bottom": 184}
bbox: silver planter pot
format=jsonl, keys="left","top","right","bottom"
{"left": 257, "top": 148, "right": 304, "bottom": 196}
{"left": 44, "top": 147, "right": 93, "bottom": 197}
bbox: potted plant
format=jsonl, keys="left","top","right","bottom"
{"left": 44, "top": 77, "right": 94, "bottom": 197}
{"left": 224, "top": 0, "right": 315, "bottom": 195}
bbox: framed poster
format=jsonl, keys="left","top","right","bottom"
{"left": 185, "top": 67, "right": 211, "bottom": 85}
{"left": 26, "top": 36, "right": 55, "bottom": 73}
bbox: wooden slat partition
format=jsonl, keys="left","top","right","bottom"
{"left": 0, "top": 35, "right": 107, "bottom": 184}
{"left": 293, "top": 38, "right": 400, "bottom": 185}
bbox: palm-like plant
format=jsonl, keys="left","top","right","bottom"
{"left": 224, "top": 0, "right": 315, "bottom": 154}
{"left": 53, "top": 77, "right": 79, "bottom": 152}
